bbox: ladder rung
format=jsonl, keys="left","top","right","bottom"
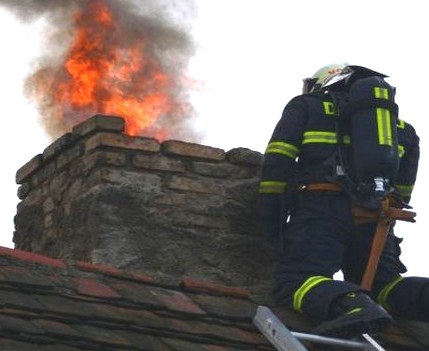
{"left": 253, "top": 306, "right": 385, "bottom": 351}
{"left": 293, "top": 331, "right": 366, "bottom": 349}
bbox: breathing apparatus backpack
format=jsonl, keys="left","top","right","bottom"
{"left": 328, "top": 68, "right": 400, "bottom": 206}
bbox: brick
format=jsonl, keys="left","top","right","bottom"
{"left": 57, "top": 144, "right": 83, "bottom": 170}
{"left": 91, "top": 169, "right": 162, "bottom": 191}
{"left": 44, "top": 213, "right": 54, "bottom": 228}
{"left": 47, "top": 171, "right": 68, "bottom": 196}
{"left": 30, "top": 160, "right": 57, "bottom": 187}
{"left": 16, "top": 189, "right": 43, "bottom": 213}
{"left": 133, "top": 153, "right": 186, "bottom": 172}
{"left": 226, "top": 148, "right": 263, "bottom": 166}
{"left": 167, "top": 176, "right": 226, "bottom": 195}
{"left": 162, "top": 140, "right": 225, "bottom": 161}
{"left": 180, "top": 278, "right": 250, "bottom": 299}
{"left": 165, "top": 211, "right": 229, "bottom": 229}
{"left": 74, "top": 277, "right": 120, "bottom": 299}
{"left": 43, "top": 132, "right": 74, "bottom": 160}
{"left": 42, "top": 197, "right": 56, "bottom": 214}
{"left": 85, "top": 132, "right": 160, "bottom": 153}
{"left": 72, "top": 114, "right": 125, "bottom": 138}
{"left": 0, "top": 247, "right": 66, "bottom": 269}
{"left": 15, "top": 154, "right": 43, "bottom": 184}
{"left": 17, "top": 182, "right": 31, "bottom": 200}
{"left": 82, "top": 150, "right": 127, "bottom": 170}
{"left": 191, "top": 161, "right": 254, "bottom": 179}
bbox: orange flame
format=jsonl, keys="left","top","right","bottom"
{"left": 27, "top": 0, "right": 196, "bottom": 141}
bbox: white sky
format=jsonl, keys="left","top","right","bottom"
{"left": 0, "top": 1, "right": 428, "bottom": 277}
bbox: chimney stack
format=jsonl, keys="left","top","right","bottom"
{"left": 14, "top": 115, "right": 273, "bottom": 290}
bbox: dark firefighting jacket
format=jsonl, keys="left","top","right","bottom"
{"left": 259, "top": 92, "right": 420, "bottom": 234}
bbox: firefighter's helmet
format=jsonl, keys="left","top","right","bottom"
{"left": 302, "top": 63, "right": 348, "bottom": 93}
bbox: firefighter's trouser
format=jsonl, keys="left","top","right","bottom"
{"left": 377, "top": 276, "right": 429, "bottom": 322}
{"left": 274, "top": 191, "right": 407, "bottom": 320}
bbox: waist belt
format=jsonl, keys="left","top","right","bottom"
{"left": 298, "top": 182, "right": 342, "bottom": 192}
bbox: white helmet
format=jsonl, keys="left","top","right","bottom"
{"left": 302, "top": 63, "right": 348, "bottom": 93}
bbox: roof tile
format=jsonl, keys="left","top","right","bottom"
{"left": 0, "top": 308, "right": 38, "bottom": 319}
{"left": 39, "top": 345, "right": 82, "bottom": 351}
{"left": 149, "top": 286, "right": 206, "bottom": 315}
{"left": 34, "top": 295, "right": 97, "bottom": 319}
{"left": 181, "top": 277, "right": 250, "bottom": 299}
{"left": 0, "top": 314, "right": 44, "bottom": 335}
{"left": 0, "top": 247, "right": 66, "bottom": 269}
{"left": 189, "top": 293, "right": 256, "bottom": 321}
{"left": 0, "top": 266, "right": 55, "bottom": 290}
{"left": 74, "top": 260, "right": 123, "bottom": 276}
{"left": 0, "top": 338, "right": 41, "bottom": 351}
{"left": 0, "top": 290, "right": 46, "bottom": 312}
{"left": 33, "top": 319, "right": 81, "bottom": 339}
{"left": 115, "top": 330, "right": 173, "bottom": 350}
{"left": 74, "top": 277, "right": 120, "bottom": 299}
{"left": 202, "top": 345, "right": 238, "bottom": 351}
{"left": 130, "top": 310, "right": 174, "bottom": 331}
{"left": 161, "top": 337, "right": 209, "bottom": 351}
{"left": 126, "top": 271, "right": 156, "bottom": 284}
{"left": 72, "top": 324, "right": 132, "bottom": 348}
{"left": 106, "top": 279, "right": 165, "bottom": 308}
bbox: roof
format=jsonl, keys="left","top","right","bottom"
{"left": 0, "top": 246, "right": 272, "bottom": 351}
{"left": 1, "top": 246, "right": 429, "bottom": 351}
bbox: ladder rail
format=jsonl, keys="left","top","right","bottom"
{"left": 253, "top": 306, "right": 386, "bottom": 351}
{"left": 253, "top": 305, "right": 308, "bottom": 351}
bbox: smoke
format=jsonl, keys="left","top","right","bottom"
{"left": 0, "top": 0, "right": 200, "bottom": 142}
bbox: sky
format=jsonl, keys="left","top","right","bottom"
{"left": 0, "top": 1, "right": 428, "bottom": 277}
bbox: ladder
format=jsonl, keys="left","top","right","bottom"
{"left": 253, "top": 306, "right": 385, "bottom": 351}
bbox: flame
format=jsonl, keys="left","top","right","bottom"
{"left": 26, "top": 0, "right": 196, "bottom": 141}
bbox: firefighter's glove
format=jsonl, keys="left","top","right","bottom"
{"left": 388, "top": 192, "right": 412, "bottom": 209}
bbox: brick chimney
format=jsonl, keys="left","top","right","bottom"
{"left": 14, "top": 115, "right": 273, "bottom": 290}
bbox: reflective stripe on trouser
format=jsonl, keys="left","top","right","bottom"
{"left": 291, "top": 276, "right": 361, "bottom": 320}
{"left": 273, "top": 191, "right": 406, "bottom": 320}
{"left": 377, "top": 276, "right": 429, "bottom": 321}
{"left": 293, "top": 276, "right": 332, "bottom": 312}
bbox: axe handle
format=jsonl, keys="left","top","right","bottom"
{"left": 361, "top": 218, "right": 392, "bottom": 291}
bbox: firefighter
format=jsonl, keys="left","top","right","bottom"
{"left": 259, "top": 63, "right": 427, "bottom": 337}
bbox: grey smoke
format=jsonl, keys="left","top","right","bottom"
{"left": 0, "top": 0, "right": 200, "bottom": 142}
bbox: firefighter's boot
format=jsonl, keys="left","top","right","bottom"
{"left": 313, "top": 292, "right": 393, "bottom": 338}
{"left": 379, "top": 277, "right": 429, "bottom": 322}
